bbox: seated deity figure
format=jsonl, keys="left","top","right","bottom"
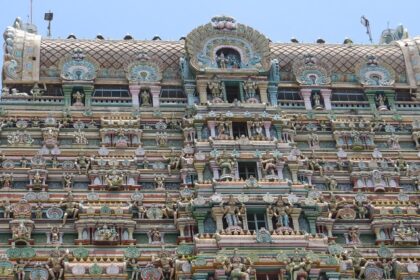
{"left": 96, "top": 224, "right": 119, "bottom": 241}
{"left": 105, "top": 170, "right": 124, "bottom": 190}
{"left": 12, "top": 222, "right": 30, "bottom": 240}
{"left": 140, "top": 89, "right": 151, "bottom": 106}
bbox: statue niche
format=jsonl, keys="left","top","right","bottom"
{"left": 216, "top": 48, "right": 241, "bottom": 69}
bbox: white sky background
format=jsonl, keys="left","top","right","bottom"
{"left": 0, "top": 0, "right": 419, "bottom": 58}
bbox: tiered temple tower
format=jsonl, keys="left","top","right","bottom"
{"left": 0, "top": 15, "right": 420, "bottom": 280}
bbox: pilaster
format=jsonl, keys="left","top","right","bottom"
{"left": 320, "top": 88, "right": 332, "bottom": 110}
{"left": 300, "top": 88, "right": 313, "bottom": 110}
{"left": 129, "top": 84, "right": 141, "bottom": 108}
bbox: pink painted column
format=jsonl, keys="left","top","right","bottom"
{"left": 300, "top": 88, "right": 313, "bottom": 110}
{"left": 150, "top": 85, "right": 161, "bottom": 108}
{"left": 321, "top": 88, "right": 332, "bottom": 110}
{"left": 129, "top": 85, "right": 141, "bottom": 108}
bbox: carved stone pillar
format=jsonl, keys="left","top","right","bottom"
{"left": 258, "top": 81, "right": 268, "bottom": 104}
{"left": 128, "top": 228, "right": 134, "bottom": 240}
{"left": 288, "top": 162, "right": 299, "bottom": 183}
{"left": 150, "top": 85, "right": 161, "bottom": 108}
{"left": 300, "top": 88, "right": 313, "bottom": 110}
{"left": 320, "top": 88, "right": 332, "bottom": 110}
{"left": 194, "top": 162, "right": 205, "bottom": 183}
{"left": 197, "top": 81, "right": 208, "bottom": 105}
{"left": 266, "top": 209, "right": 274, "bottom": 231}
{"left": 129, "top": 85, "right": 141, "bottom": 108}
{"left": 268, "top": 84, "right": 278, "bottom": 106}
{"left": 210, "top": 160, "right": 219, "bottom": 180}
{"left": 207, "top": 121, "right": 216, "bottom": 137}
{"left": 263, "top": 121, "right": 271, "bottom": 139}
{"left": 212, "top": 207, "right": 224, "bottom": 231}
{"left": 276, "top": 161, "right": 285, "bottom": 180}
{"left": 193, "top": 211, "right": 207, "bottom": 234}
{"left": 184, "top": 83, "right": 196, "bottom": 106}
{"left": 290, "top": 208, "right": 302, "bottom": 232}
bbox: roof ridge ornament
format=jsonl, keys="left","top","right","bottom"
{"left": 211, "top": 15, "right": 237, "bottom": 30}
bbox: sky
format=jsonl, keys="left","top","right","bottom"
{"left": 0, "top": 0, "right": 419, "bottom": 59}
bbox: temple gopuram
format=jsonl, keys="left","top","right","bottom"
{"left": 1, "top": 15, "right": 420, "bottom": 280}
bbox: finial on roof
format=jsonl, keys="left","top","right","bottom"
{"left": 67, "top": 34, "right": 76, "bottom": 39}
{"left": 343, "top": 37, "right": 353, "bottom": 44}
{"left": 290, "top": 37, "right": 299, "bottom": 43}
{"left": 316, "top": 38, "right": 325, "bottom": 44}
{"left": 152, "top": 35, "right": 161, "bottom": 41}
{"left": 96, "top": 34, "right": 104, "bottom": 40}
{"left": 124, "top": 33, "right": 133, "bottom": 40}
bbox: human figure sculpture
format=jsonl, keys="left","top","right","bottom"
{"left": 222, "top": 195, "right": 242, "bottom": 228}
{"left": 30, "top": 83, "right": 46, "bottom": 97}
{"left": 141, "top": 89, "right": 151, "bottom": 106}
{"left": 223, "top": 250, "right": 252, "bottom": 280}
{"left": 207, "top": 77, "right": 224, "bottom": 101}
{"left": 243, "top": 78, "right": 257, "bottom": 100}
{"left": 45, "top": 248, "right": 67, "bottom": 280}
{"left": 32, "top": 171, "right": 43, "bottom": 189}
{"left": 59, "top": 192, "right": 81, "bottom": 225}
{"left": 75, "top": 154, "right": 91, "bottom": 175}
{"left": 261, "top": 151, "right": 277, "bottom": 177}
{"left": 347, "top": 226, "right": 361, "bottom": 244}
{"left": 216, "top": 53, "right": 227, "bottom": 69}
{"left": 105, "top": 170, "right": 124, "bottom": 190}
{"left": 286, "top": 255, "right": 312, "bottom": 280}
{"left": 72, "top": 91, "right": 84, "bottom": 106}
{"left": 272, "top": 198, "right": 291, "bottom": 228}
{"left": 150, "top": 228, "right": 162, "bottom": 243}
{"left": 2, "top": 199, "right": 11, "bottom": 219}
{"left": 97, "top": 224, "right": 119, "bottom": 241}
{"left": 1, "top": 173, "right": 13, "bottom": 189}
{"left": 12, "top": 221, "right": 30, "bottom": 240}
{"left": 152, "top": 250, "right": 175, "bottom": 280}
{"left": 325, "top": 176, "right": 338, "bottom": 191}
{"left": 127, "top": 258, "right": 141, "bottom": 280}
{"left": 217, "top": 151, "right": 236, "bottom": 178}
{"left": 50, "top": 226, "right": 61, "bottom": 243}
{"left": 35, "top": 202, "right": 43, "bottom": 219}
{"left": 63, "top": 173, "right": 72, "bottom": 190}
{"left": 312, "top": 92, "right": 322, "bottom": 108}
{"left": 14, "top": 260, "right": 28, "bottom": 280}
{"left": 155, "top": 175, "right": 165, "bottom": 190}
{"left": 308, "top": 133, "right": 319, "bottom": 148}
{"left": 382, "top": 259, "right": 393, "bottom": 279}
{"left": 355, "top": 200, "right": 368, "bottom": 219}
{"left": 162, "top": 151, "right": 180, "bottom": 175}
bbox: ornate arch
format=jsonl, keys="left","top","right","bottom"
{"left": 292, "top": 53, "right": 331, "bottom": 86}
{"left": 59, "top": 48, "right": 99, "bottom": 81}
{"left": 355, "top": 55, "right": 395, "bottom": 87}
{"left": 185, "top": 16, "right": 271, "bottom": 73}
{"left": 125, "top": 60, "right": 162, "bottom": 83}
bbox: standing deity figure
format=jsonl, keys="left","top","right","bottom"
{"left": 162, "top": 151, "right": 180, "bottom": 175}
{"left": 50, "top": 226, "right": 61, "bottom": 243}
{"left": 127, "top": 258, "right": 141, "bottom": 280}
{"left": 347, "top": 226, "right": 361, "bottom": 244}
{"left": 243, "top": 78, "right": 258, "bottom": 100}
{"left": 75, "top": 154, "right": 91, "bottom": 175}
{"left": 308, "top": 132, "right": 319, "bottom": 149}
{"left": 152, "top": 249, "right": 175, "bottom": 280}
{"left": 45, "top": 248, "right": 67, "bottom": 280}
{"left": 154, "top": 175, "right": 165, "bottom": 190}
{"left": 217, "top": 151, "right": 236, "bottom": 178}
{"left": 286, "top": 255, "right": 312, "bottom": 280}
{"left": 105, "top": 170, "right": 124, "bottom": 190}
{"left": 30, "top": 83, "right": 46, "bottom": 97}
{"left": 2, "top": 199, "right": 12, "bottom": 219}
{"left": 97, "top": 224, "right": 119, "bottom": 241}
{"left": 12, "top": 221, "right": 30, "bottom": 240}
{"left": 141, "top": 89, "right": 151, "bottom": 106}
{"left": 1, "top": 173, "right": 13, "bottom": 189}
{"left": 272, "top": 198, "right": 291, "bottom": 228}
{"left": 63, "top": 173, "right": 73, "bottom": 190}
{"left": 207, "top": 77, "right": 224, "bottom": 102}
{"left": 221, "top": 195, "right": 242, "bottom": 228}
{"left": 387, "top": 133, "right": 400, "bottom": 149}
{"left": 59, "top": 192, "right": 81, "bottom": 225}
{"left": 35, "top": 202, "right": 43, "bottom": 219}
{"left": 14, "top": 260, "right": 29, "bottom": 280}
{"left": 216, "top": 53, "right": 227, "bottom": 69}
{"left": 72, "top": 91, "right": 84, "bottom": 106}
{"left": 260, "top": 151, "right": 277, "bottom": 177}
{"left": 325, "top": 176, "right": 338, "bottom": 191}
{"left": 223, "top": 250, "right": 253, "bottom": 280}
{"left": 149, "top": 228, "right": 162, "bottom": 243}
{"left": 312, "top": 92, "right": 323, "bottom": 109}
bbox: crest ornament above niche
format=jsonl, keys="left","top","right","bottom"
{"left": 292, "top": 53, "right": 331, "bottom": 86}
{"left": 60, "top": 48, "right": 99, "bottom": 81}
{"left": 126, "top": 60, "right": 162, "bottom": 83}
{"left": 356, "top": 54, "right": 395, "bottom": 87}
{"left": 185, "top": 16, "right": 271, "bottom": 73}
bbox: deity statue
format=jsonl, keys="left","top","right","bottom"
{"left": 130, "top": 199, "right": 146, "bottom": 219}
{"left": 307, "top": 132, "right": 319, "bottom": 149}
{"left": 96, "top": 224, "right": 119, "bottom": 241}
{"left": 217, "top": 151, "right": 236, "bottom": 179}
{"left": 162, "top": 151, "right": 180, "bottom": 175}
{"left": 72, "top": 91, "right": 84, "bottom": 106}
{"left": 75, "top": 154, "right": 91, "bottom": 175}
{"left": 216, "top": 53, "right": 227, "bottom": 69}
{"left": 140, "top": 89, "right": 151, "bottom": 106}
{"left": 155, "top": 175, "right": 165, "bottom": 190}
{"left": 387, "top": 133, "right": 400, "bottom": 149}
{"left": 272, "top": 197, "right": 291, "bottom": 228}
{"left": 35, "top": 202, "right": 43, "bottom": 219}
{"left": 149, "top": 228, "right": 162, "bottom": 243}
{"left": 221, "top": 195, "right": 242, "bottom": 228}
{"left": 207, "top": 77, "right": 225, "bottom": 102}
{"left": 14, "top": 260, "right": 29, "bottom": 280}
{"left": 286, "top": 254, "right": 312, "bottom": 280}
{"left": 2, "top": 199, "right": 11, "bottom": 219}
{"left": 73, "top": 129, "right": 88, "bottom": 144}
{"left": 30, "top": 83, "right": 46, "bottom": 97}
{"left": 50, "top": 226, "right": 61, "bottom": 243}
{"left": 354, "top": 200, "right": 368, "bottom": 219}
{"left": 152, "top": 249, "right": 175, "bottom": 280}
{"left": 45, "top": 248, "right": 67, "bottom": 280}
{"left": 260, "top": 151, "right": 277, "bottom": 177}
{"left": 216, "top": 121, "right": 230, "bottom": 140}
{"left": 347, "top": 226, "right": 361, "bottom": 244}
{"left": 59, "top": 192, "right": 81, "bottom": 225}
{"left": 307, "top": 156, "right": 324, "bottom": 176}
{"left": 312, "top": 92, "right": 323, "bottom": 109}
{"left": 243, "top": 78, "right": 258, "bottom": 100}
{"left": 32, "top": 171, "right": 43, "bottom": 189}
{"left": 63, "top": 173, "right": 73, "bottom": 190}
{"left": 20, "top": 156, "right": 28, "bottom": 168}
{"left": 1, "top": 173, "right": 13, "bottom": 189}
{"left": 324, "top": 176, "right": 338, "bottom": 191}
{"left": 376, "top": 94, "right": 388, "bottom": 110}
{"left": 12, "top": 221, "right": 30, "bottom": 240}
{"left": 382, "top": 259, "right": 393, "bottom": 279}
{"left": 105, "top": 170, "right": 124, "bottom": 190}
{"left": 127, "top": 258, "right": 141, "bottom": 280}
{"left": 223, "top": 249, "right": 253, "bottom": 280}
{"left": 250, "top": 120, "right": 264, "bottom": 139}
